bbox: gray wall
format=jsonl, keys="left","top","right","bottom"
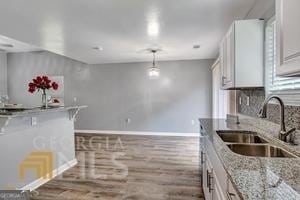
{"left": 7, "top": 52, "right": 213, "bottom": 133}
{"left": 0, "top": 52, "right": 7, "bottom": 96}
{"left": 246, "top": 0, "right": 275, "bottom": 20}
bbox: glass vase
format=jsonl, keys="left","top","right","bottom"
{"left": 42, "top": 91, "right": 48, "bottom": 109}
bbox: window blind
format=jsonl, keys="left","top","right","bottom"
{"left": 265, "top": 18, "right": 300, "bottom": 105}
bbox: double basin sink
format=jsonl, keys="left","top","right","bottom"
{"left": 217, "top": 131, "right": 297, "bottom": 158}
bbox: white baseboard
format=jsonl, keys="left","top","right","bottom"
{"left": 75, "top": 130, "right": 199, "bottom": 137}
{"left": 20, "top": 159, "right": 78, "bottom": 191}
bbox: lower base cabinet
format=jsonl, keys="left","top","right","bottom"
{"left": 202, "top": 151, "right": 213, "bottom": 200}
{"left": 227, "top": 179, "right": 240, "bottom": 200}
{"left": 201, "top": 137, "right": 240, "bottom": 200}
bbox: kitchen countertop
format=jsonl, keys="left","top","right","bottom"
{"left": 199, "top": 118, "right": 300, "bottom": 200}
{"left": 0, "top": 105, "right": 87, "bottom": 118}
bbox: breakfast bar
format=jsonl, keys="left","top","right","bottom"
{"left": 0, "top": 106, "right": 86, "bottom": 191}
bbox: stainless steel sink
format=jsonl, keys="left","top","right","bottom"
{"left": 227, "top": 144, "right": 297, "bottom": 158}
{"left": 217, "top": 131, "right": 268, "bottom": 144}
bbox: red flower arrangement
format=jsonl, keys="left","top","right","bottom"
{"left": 28, "top": 75, "right": 59, "bottom": 94}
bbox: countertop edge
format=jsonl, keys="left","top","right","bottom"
{"left": 0, "top": 105, "right": 87, "bottom": 118}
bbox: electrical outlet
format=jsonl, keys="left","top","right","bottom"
{"left": 246, "top": 96, "right": 250, "bottom": 106}
{"left": 239, "top": 97, "right": 242, "bottom": 105}
{"left": 73, "top": 97, "right": 77, "bottom": 102}
{"left": 191, "top": 120, "right": 195, "bottom": 125}
{"left": 125, "top": 118, "right": 131, "bottom": 124}
{"left": 31, "top": 117, "right": 37, "bottom": 126}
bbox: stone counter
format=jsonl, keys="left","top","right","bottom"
{"left": 199, "top": 118, "right": 300, "bottom": 200}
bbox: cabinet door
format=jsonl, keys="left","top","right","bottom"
{"left": 0, "top": 52, "right": 7, "bottom": 96}
{"left": 225, "top": 25, "right": 235, "bottom": 87}
{"left": 212, "top": 62, "right": 220, "bottom": 118}
{"left": 220, "top": 38, "right": 227, "bottom": 89}
{"left": 213, "top": 185, "right": 223, "bottom": 200}
{"left": 212, "top": 60, "right": 229, "bottom": 118}
{"left": 212, "top": 170, "right": 226, "bottom": 200}
{"left": 226, "top": 178, "right": 241, "bottom": 200}
{"left": 202, "top": 153, "right": 213, "bottom": 200}
{"left": 221, "top": 25, "right": 235, "bottom": 89}
{"left": 276, "top": 0, "right": 300, "bottom": 76}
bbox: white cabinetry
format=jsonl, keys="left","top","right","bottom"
{"left": 202, "top": 151, "right": 213, "bottom": 200}
{"left": 220, "top": 19, "right": 264, "bottom": 89}
{"left": 201, "top": 136, "right": 241, "bottom": 200}
{"left": 227, "top": 179, "right": 240, "bottom": 200}
{"left": 0, "top": 52, "right": 7, "bottom": 96}
{"left": 212, "top": 59, "right": 229, "bottom": 119}
{"left": 276, "top": 0, "right": 300, "bottom": 76}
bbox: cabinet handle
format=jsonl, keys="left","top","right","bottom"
{"left": 222, "top": 76, "right": 226, "bottom": 86}
{"left": 200, "top": 151, "right": 205, "bottom": 185}
{"left": 207, "top": 170, "right": 214, "bottom": 193}
{"left": 206, "top": 170, "right": 209, "bottom": 188}
{"left": 200, "top": 151, "right": 205, "bottom": 164}
{"left": 227, "top": 192, "right": 236, "bottom": 200}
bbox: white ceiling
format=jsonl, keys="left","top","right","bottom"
{"left": 0, "top": 35, "right": 40, "bottom": 52}
{"left": 0, "top": 0, "right": 271, "bottom": 64}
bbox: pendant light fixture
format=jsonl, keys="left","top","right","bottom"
{"left": 148, "top": 49, "right": 160, "bottom": 79}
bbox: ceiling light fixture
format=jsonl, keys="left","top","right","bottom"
{"left": 148, "top": 49, "right": 160, "bottom": 79}
{"left": 193, "top": 44, "right": 201, "bottom": 49}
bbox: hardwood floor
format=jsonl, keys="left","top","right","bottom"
{"left": 31, "top": 133, "right": 203, "bottom": 200}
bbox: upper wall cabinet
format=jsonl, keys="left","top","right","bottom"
{"left": 0, "top": 52, "right": 7, "bottom": 96}
{"left": 276, "top": 0, "right": 300, "bottom": 76}
{"left": 220, "top": 19, "right": 264, "bottom": 89}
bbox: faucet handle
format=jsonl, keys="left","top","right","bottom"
{"left": 289, "top": 127, "right": 296, "bottom": 131}
{"left": 287, "top": 128, "right": 297, "bottom": 145}
{"left": 280, "top": 128, "right": 297, "bottom": 143}
{"left": 286, "top": 128, "right": 296, "bottom": 135}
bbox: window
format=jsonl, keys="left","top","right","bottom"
{"left": 265, "top": 17, "right": 300, "bottom": 105}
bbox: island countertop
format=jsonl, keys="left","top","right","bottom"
{"left": 0, "top": 105, "right": 87, "bottom": 118}
{"left": 199, "top": 118, "right": 300, "bottom": 200}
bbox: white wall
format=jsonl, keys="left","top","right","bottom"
{"left": 7, "top": 52, "right": 213, "bottom": 133}
{"left": 0, "top": 52, "right": 7, "bottom": 96}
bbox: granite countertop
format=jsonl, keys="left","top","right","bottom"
{"left": 199, "top": 118, "right": 300, "bottom": 200}
{"left": 0, "top": 105, "right": 87, "bottom": 118}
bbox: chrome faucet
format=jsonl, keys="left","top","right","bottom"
{"left": 258, "top": 95, "right": 296, "bottom": 143}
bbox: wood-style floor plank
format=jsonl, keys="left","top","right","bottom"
{"left": 31, "top": 133, "right": 204, "bottom": 200}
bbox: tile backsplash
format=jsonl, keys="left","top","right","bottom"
{"left": 237, "top": 89, "right": 300, "bottom": 130}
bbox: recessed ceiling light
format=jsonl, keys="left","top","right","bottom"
{"left": 93, "top": 46, "right": 104, "bottom": 51}
{"left": 0, "top": 43, "right": 13, "bottom": 48}
{"left": 148, "top": 22, "right": 159, "bottom": 37}
{"left": 193, "top": 45, "right": 201, "bottom": 49}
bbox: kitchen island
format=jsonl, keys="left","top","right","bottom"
{"left": 0, "top": 106, "right": 86, "bottom": 191}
